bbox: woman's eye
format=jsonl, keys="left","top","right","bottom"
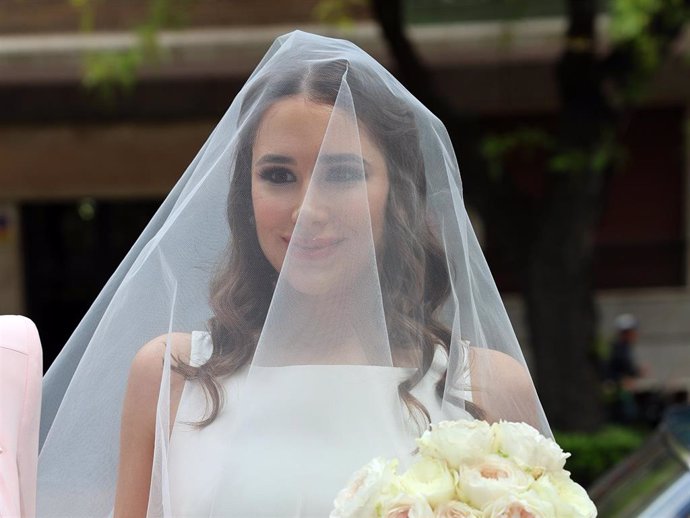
{"left": 325, "top": 166, "right": 365, "bottom": 183}
{"left": 258, "top": 167, "right": 296, "bottom": 184}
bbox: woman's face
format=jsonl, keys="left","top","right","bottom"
{"left": 251, "top": 95, "right": 390, "bottom": 296}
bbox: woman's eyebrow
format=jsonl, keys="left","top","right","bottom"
{"left": 255, "top": 154, "right": 296, "bottom": 166}
{"left": 319, "top": 153, "right": 371, "bottom": 168}
{"left": 255, "top": 153, "right": 371, "bottom": 168}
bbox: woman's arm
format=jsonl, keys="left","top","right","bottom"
{"left": 113, "top": 333, "right": 190, "bottom": 518}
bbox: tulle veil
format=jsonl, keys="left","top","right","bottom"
{"left": 37, "top": 30, "right": 550, "bottom": 517}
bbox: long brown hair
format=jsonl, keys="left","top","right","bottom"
{"left": 176, "top": 59, "right": 457, "bottom": 428}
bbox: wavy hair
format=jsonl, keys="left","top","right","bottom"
{"left": 176, "top": 58, "right": 464, "bottom": 428}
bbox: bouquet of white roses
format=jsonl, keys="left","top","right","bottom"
{"left": 330, "top": 420, "right": 597, "bottom": 518}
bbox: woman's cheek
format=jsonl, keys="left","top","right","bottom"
{"left": 252, "top": 193, "right": 291, "bottom": 269}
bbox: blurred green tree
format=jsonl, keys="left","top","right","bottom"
{"left": 70, "top": 0, "right": 193, "bottom": 98}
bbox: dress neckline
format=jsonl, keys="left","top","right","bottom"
{"left": 189, "top": 330, "right": 447, "bottom": 380}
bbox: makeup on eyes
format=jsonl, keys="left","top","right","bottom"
{"left": 255, "top": 153, "right": 371, "bottom": 184}
{"left": 258, "top": 167, "right": 296, "bottom": 184}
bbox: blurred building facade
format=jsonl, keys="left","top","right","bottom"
{"left": 0, "top": 1, "right": 688, "bottom": 381}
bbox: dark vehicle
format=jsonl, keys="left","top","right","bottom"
{"left": 590, "top": 406, "right": 690, "bottom": 517}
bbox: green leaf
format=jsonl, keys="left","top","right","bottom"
{"left": 480, "top": 128, "right": 553, "bottom": 181}
{"left": 313, "top": 0, "right": 364, "bottom": 27}
{"left": 554, "top": 425, "right": 648, "bottom": 485}
{"left": 549, "top": 149, "right": 589, "bottom": 175}
{"left": 82, "top": 49, "right": 144, "bottom": 99}
{"left": 73, "top": 0, "right": 191, "bottom": 94}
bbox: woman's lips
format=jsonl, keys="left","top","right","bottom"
{"left": 282, "top": 235, "right": 344, "bottom": 260}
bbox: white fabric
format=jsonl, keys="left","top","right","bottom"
{"left": 169, "top": 332, "right": 462, "bottom": 517}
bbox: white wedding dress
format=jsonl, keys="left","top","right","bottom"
{"left": 168, "top": 332, "right": 466, "bottom": 517}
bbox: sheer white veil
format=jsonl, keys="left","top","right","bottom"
{"left": 37, "top": 30, "right": 550, "bottom": 517}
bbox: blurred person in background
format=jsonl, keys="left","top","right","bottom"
{"left": 604, "top": 313, "right": 643, "bottom": 423}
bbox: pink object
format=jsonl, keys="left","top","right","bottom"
{"left": 0, "top": 316, "right": 42, "bottom": 518}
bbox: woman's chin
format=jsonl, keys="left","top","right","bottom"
{"left": 282, "top": 269, "right": 345, "bottom": 297}
{"left": 275, "top": 244, "right": 378, "bottom": 298}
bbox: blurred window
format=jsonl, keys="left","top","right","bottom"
{"left": 21, "top": 199, "right": 161, "bottom": 370}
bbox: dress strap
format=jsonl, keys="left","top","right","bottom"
{"left": 189, "top": 331, "right": 213, "bottom": 367}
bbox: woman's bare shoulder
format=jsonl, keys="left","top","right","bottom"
{"left": 131, "top": 332, "right": 192, "bottom": 369}
{"left": 469, "top": 347, "right": 533, "bottom": 389}
{"left": 128, "top": 332, "right": 192, "bottom": 393}
{"left": 124, "top": 332, "right": 193, "bottom": 434}
{"left": 468, "top": 346, "right": 539, "bottom": 426}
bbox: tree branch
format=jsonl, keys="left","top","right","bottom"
{"left": 604, "top": 0, "right": 690, "bottom": 111}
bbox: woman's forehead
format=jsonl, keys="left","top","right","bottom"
{"left": 252, "top": 96, "right": 385, "bottom": 169}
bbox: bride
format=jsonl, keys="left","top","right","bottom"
{"left": 37, "top": 31, "right": 548, "bottom": 517}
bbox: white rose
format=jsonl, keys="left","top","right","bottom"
{"left": 456, "top": 454, "right": 532, "bottom": 510}
{"left": 492, "top": 421, "right": 569, "bottom": 476}
{"left": 331, "top": 457, "right": 399, "bottom": 518}
{"left": 482, "top": 490, "right": 556, "bottom": 518}
{"left": 400, "top": 458, "right": 457, "bottom": 508}
{"left": 531, "top": 473, "right": 597, "bottom": 518}
{"left": 417, "top": 420, "right": 493, "bottom": 468}
{"left": 378, "top": 494, "right": 435, "bottom": 518}
{"left": 434, "top": 500, "right": 481, "bottom": 518}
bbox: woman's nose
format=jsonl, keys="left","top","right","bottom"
{"left": 291, "top": 190, "right": 328, "bottom": 227}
